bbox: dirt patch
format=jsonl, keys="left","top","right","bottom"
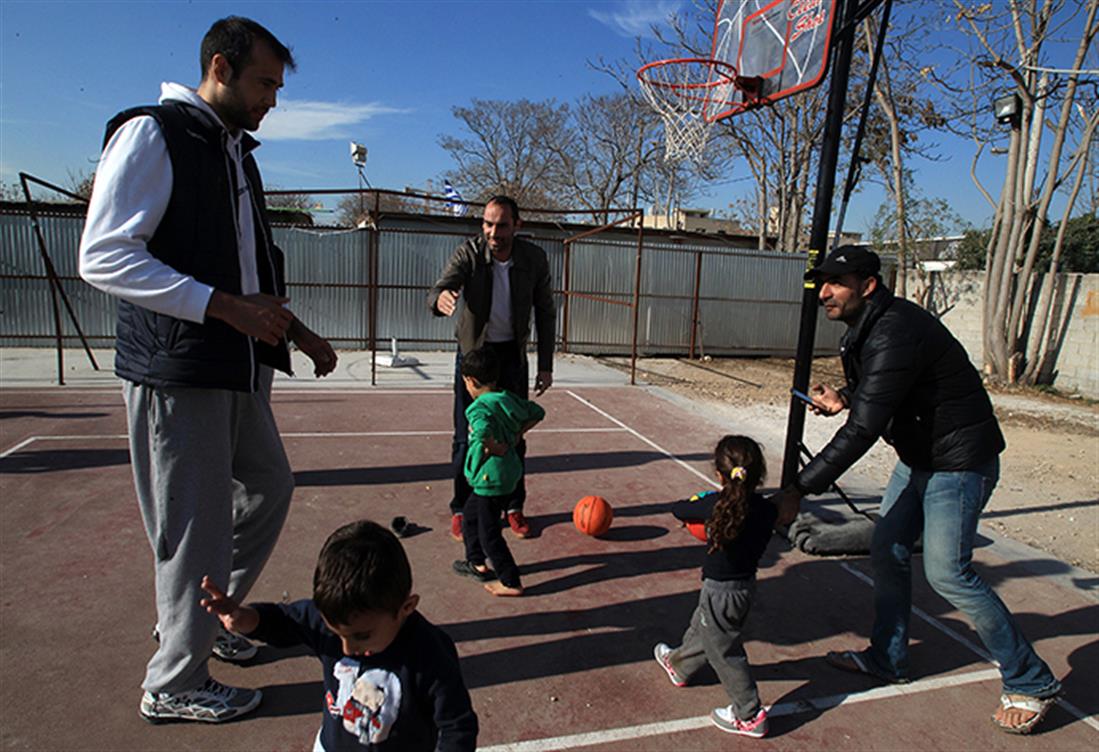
{"left": 599, "top": 356, "right": 1099, "bottom": 573}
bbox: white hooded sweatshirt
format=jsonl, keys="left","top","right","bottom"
{"left": 79, "top": 82, "right": 261, "bottom": 323}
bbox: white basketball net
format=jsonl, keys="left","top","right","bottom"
{"left": 638, "top": 58, "right": 738, "bottom": 163}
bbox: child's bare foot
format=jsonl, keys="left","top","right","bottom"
{"left": 484, "top": 581, "right": 524, "bottom": 597}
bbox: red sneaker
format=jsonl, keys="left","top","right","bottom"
{"left": 450, "top": 513, "right": 464, "bottom": 541}
{"left": 507, "top": 511, "right": 531, "bottom": 538}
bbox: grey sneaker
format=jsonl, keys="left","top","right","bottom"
{"left": 710, "top": 706, "right": 768, "bottom": 738}
{"left": 654, "top": 643, "right": 688, "bottom": 687}
{"left": 213, "top": 626, "right": 257, "bottom": 662}
{"left": 152, "top": 625, "right": 257, "bottom": 663}
{"left": 140, "top": 677, "right": 262, "bottom": 723}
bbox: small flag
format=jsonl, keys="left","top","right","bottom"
{"left": 444, "top": 181, "right": 468, "bottom": 217}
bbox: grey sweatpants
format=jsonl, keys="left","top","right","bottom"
{"left": 666, "top": 578, "right": 761, "bottom": 720}
{"left": 125, "top": 367, "right": 293, "bottom": 694}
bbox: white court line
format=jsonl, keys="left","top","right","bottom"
{"left": 0, "top": 434, "right": 129, "bottom": 458}
{"left": 479, "top": 668, "right": 1004, "bottom": 751}
{"left": 0, "top": 436, "right": 40, "bottom": 459}
{"left": 565, "top": 390, "right": 719, "bottom": 489}
{"left": 0, "top": 385, "right": 628, "bottom": 396}
{"left": 0, "top": 427, "right": 629, "bottom": 458}
{"left": 275, "top": 389, "right": 453, "bottom": 395}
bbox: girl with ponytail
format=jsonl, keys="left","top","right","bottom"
{"left": 653, "top": 435, "right": 778, "bottom": 739}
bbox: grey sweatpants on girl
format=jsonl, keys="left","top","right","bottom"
{"left": 666, "top": 578, "right": 761, "bottom": 720}
{"left": 124, "top": 367, "right": 293, "bottom": 694}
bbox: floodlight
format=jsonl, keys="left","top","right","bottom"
{"left": 350, "top": 142, "right": 368, "bottom": 167}
{"left": 993, "top": 93, "right": 1021, "bottom": 127}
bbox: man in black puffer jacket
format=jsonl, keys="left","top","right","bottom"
{"left": 774, "top": 247, "right": 1060, "bottom": 734}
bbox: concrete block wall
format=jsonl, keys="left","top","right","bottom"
{"left": 906, "top": 270, "right": 1098, "bottom": 399}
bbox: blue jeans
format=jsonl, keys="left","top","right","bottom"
{"left": 867, "top": 458, "right": 1060, "bottom": 698}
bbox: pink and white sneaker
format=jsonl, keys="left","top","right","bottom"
{"left": 653, "top": 643, "right": 688, "bottom": 687}
{"left": 710, "top": 706, "right": 768, "bottom": 738}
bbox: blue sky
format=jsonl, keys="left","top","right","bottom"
{"left": 0, "top": 0, "right": 1070, "bottom": 234}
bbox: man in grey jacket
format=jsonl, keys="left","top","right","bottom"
{"left": 427, "top": 196, "right": 555, "bottom": 541}
{"left": 774, "top": 247, "right": 1059, "bottom": 734}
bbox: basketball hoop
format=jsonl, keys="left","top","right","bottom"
{"left": 637, "top": 57, "right": 738, "bottom": 162}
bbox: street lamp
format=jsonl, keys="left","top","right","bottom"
{"left": 349, "top": 141, "right": 372, "bottom": 226}
{"left": 993, "top": 92, "right": 1021, "bottom": 127}
{"left": 350, "top": 141, "right": 367, "bottom": 168}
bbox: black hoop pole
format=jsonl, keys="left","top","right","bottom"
{"left": 780, "top": 0, "right": 862, "bottom": 489}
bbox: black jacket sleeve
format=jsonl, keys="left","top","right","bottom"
{"left": 796, "top": 323, "right": 924, "bottom": 494}
{"left": 427, "top": 241, "right": 473, "bottom": 316}
{"left": 532, "top": 250, "right": 556, "bottom": 373}
{"left": 671, "top": 492, "right": 718, "bottom": 521}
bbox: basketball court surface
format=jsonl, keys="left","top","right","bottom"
{"left": 1, "top": 350, "right": 1096, "bottom": 750}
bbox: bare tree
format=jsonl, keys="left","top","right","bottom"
{"left": 867, "top": 187, "right": 969, "bottom": 305}
{"left": 949, "top": 0, "right": 1098, "bottom": 383}
{"left": 707, "top": 83, "right": 832, "bottom": 252}
{"left": 856, "top": 12, "right": 949, "bottom": 298}
{"left": 335, "top": 191, "right": 421, "bottom": 227}
{"left": 1024, "top": 104, "right": 1099, "bottom": 381}
{"left": 547, "top": 92, "right": 660, "bottom": 223}
{"left": 66, "top": 169, "right": 96, "bottom": 202}
{"left": 265, "top": 190, "right": 315, "bottom": 211}
{"left": 439, "top": 99, "right": 571, "bottom": 210}
{"left": 587, "top": 52, "right": 713, "bottom": 223}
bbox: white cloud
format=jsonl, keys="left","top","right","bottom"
{"left": 588, "top": 1, "right": 682, "bottom": 38}
{"left": 258, "top": 98, "right": 410, "bottom": 141}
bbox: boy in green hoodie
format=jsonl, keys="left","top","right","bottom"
{"left": 452, "top": 347, "right": 545, "bottom": 596}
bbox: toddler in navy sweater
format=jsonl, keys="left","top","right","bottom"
{"left": 200, "top": 520, "right": 477, "bottom": 751}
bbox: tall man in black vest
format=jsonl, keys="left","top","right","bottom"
{"left": 79, "top": 17, "right": 336, "bottom": 724}
{"left": 428, "top": 196, "right": 556, "bottom": 541}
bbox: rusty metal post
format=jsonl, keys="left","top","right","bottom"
{"left": 369, "top": 191, "right": 380, "bottom": 386}
{"left": 629, "top": 216, "right": 644, "bottom": 386}
{"left": 689, "top": 250, "right": 703, "bottom": 359}
{"left": 561, "top": 241, "right": 572, "bottom": 353}
{"left": 18, "top": 173, "right": 100, "bottom": 380}
{"left": 22, "top": 175, "right": 64, "bottom": 383}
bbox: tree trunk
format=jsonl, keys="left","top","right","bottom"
{"left": 1007, "top": 1, "right": 1097, "bottom": 369}
{"left": 1022, "top": 107, "right": 1099, "bottom": 383}
{"left": 862, "top": 19, "right": 910, "bottom": 298}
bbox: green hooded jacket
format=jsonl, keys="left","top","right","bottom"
{"left": 464, "top": 390, "right": 545, "bottom": 496}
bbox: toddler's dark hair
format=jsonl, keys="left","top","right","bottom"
{"left": 706, "top": 435, "right": 766, "bottom": 552}
{"left": 461, "top": 346, "right": 500, "bottom": 387}
{"left": 313, "top": 520, "right": 411, "bottom": 624}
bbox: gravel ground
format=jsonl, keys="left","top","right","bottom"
{"left": 598, "top": 355, "right": 1099, "bottom": 573}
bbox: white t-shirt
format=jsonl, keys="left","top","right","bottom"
{"left": 484, "top": 257, "right": 514, "bottom": 342}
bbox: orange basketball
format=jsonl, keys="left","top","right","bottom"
{"left": 573, "top": 495, "right": 613, "bottom": 537}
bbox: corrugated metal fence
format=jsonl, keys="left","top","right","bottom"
{"left": 1, "top": 209, "right": 847, "bottom": 361}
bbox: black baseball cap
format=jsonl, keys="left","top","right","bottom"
{"left": 804, "top": 246, "right": 880, "bottom": 280}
